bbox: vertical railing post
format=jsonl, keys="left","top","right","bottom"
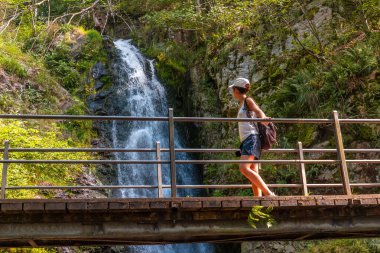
{"left": 332, "top": 110, "right": 351, "bottom": 195}
{"left": 156, "top": 141, "right": 163, "bottom": 198}
{"left": 1, "top": 140, "right": 9, "bottom": 199}
{"left": 298, "top": 142, "right": 308, "bottom": 196}
{"left": 168, "top": 108, "right": 177, "bottom": 197}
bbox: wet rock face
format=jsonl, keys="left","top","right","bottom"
{"left": 95, "top": 79, "right": 105, "bottom": 90}
{"left": 86, "top": 45, "right": 118, "bottom": 191}
{"left": 87, "top": 90, "right": 111, "bottom": 115}
{"left": 92, "top": 62, "right": 107, "bottom": 79}
{"left": 87, "top": 44, "right": 116, "bottom": 146}
{"left": 92, "top": 62, "right": 108, "bottom": 91}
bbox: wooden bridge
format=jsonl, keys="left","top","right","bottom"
{"left": 0, "top": 110, "right": 379, "bottom": 247}
{"left": 1, "top": 195, "right": 380, "bottom": 247}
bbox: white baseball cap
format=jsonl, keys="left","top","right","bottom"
{"left": 228, "top": 77, "right": 250, "bottom": 89}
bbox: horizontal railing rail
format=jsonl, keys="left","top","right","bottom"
{"left": 5, "top": 183, "right": 380, "bottom": 190}
{"left": 1, "top": 114, "right": 380, "bottom": 123}
{"left": 1, "top": 159, "right": 379, "bottom": 164}
{"left": 0, "top": 109, "right": 379, "bottom": 199}
{"left": 0, "top": 148, "right": 379, "bottom": 153}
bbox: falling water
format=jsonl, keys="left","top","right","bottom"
{"left": 108, "top": 39, "right": 214, "bottom": 252}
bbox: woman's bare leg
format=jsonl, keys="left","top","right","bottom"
{"left": 240, "top": 155, "right": 271, "bottom": 196}
{"left": 250, "top": 162, "right": 262, "bottom": 197}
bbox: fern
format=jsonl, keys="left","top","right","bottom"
{"left": 247, "top": 205, "right": 276, "bottom": 229}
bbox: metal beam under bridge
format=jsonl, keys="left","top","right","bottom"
{"left": 0, "top": 195, "right": 380, "bottom": 247}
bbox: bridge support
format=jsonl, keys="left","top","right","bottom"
{"left": 332, "top": 111, "right": 351, "bottom": 195}
{"left": 156, "top": 141, "right": 163, "bottom": 198}
{"left": 168, "top": 108, "right": 176, "bottom": 197}
{"left": 1, "top": 140, "right": 9, "bottom": 199}
{"left": 297, "top": 142, "right": 308, "bottom": 196}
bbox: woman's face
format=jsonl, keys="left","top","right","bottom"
{"left": 232, "top": 87, "right": 243, "bottom": 100}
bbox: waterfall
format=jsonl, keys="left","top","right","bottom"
{"left": 107, "top": 39, "right": 214, "bottom": 252}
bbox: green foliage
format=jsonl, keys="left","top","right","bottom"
{"left": 45, "top": 43, "right": 81, "bottom": 91}
{"left": 358, "top": 0, "right": 380, "bottom": 22}
{"left": 62, "top": 97, "right": 97, "bottom": 144}
{"left": 0, "top": 120, "right": 91, "bottom": 198}
{"left": 0, "top": 38, "right": 67, "bottom": 114}
{"left": 247, "top": 205, "right": 275, "bottom": 229}
{"left": 116, "top": 0, "right": 180, "bottom": 16}
{"left": 0, "top": 56, "right": 28, "bottom": 78}
{"left": 142, "top": 3, "right": 206, "bottom": 31}
{"left": 0, "top": 2, "right": 106, "bottom": 202}
{"left": 303, "top": 239, "right": 377, "bottom": 253}
{"left": 269, "top": 41, "right": 379, "bottom": 151}
{"left": 44, "top": 27, "right": 107, "bottom": 95}
{"left": 270, "top": 42, "right": 379, "bottom": 119}
{"left": 0, "top": 38, "right": 28, "bottom": 78}
{"left": 1, "top": 0, "right": 108, "bottom": 97}
{"left": 0, "top": 248, "right": 56, "bottom": 253}
{"left": 47, "top": 0, "right": 91, "bottom": 18}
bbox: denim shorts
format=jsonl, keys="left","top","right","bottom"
{"left": 239, "top": 134, "right": 261, "bottom": 158}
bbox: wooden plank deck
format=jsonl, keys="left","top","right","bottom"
{"left": 0, "top": 195, "right": 379, "bottom": 213}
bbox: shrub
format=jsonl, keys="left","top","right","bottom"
{"left": 0, "top": 120, "right": 91, "bottom": 199}
{"left": 0, "top": 56, "right": 28, "bottom": 78}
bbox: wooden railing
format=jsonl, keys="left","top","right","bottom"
{"left": 0, "top": 110, "right": 379, "bottom": 198}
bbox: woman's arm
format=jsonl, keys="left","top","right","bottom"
{"left": 246, "top": 97, "right": 270, "bottom": 125}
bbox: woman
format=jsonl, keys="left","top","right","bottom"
{"left": 229, "top": 77, "right": 275, "bottom": 197}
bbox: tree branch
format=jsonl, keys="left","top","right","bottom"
{"left": 295, "top": 0, "right": 324, "bottom": 53}
{"left": 67, "top": 0, "right": 100, "bottom": 24}
{"left": 0, "top": 6, "right": 22, "bottom": 34}
{"left": 280, "top": 16, "right": 327, "bottom": 62}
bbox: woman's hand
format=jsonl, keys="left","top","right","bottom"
{"left": 261, "top": 116, "right": 271, "bottom": 126}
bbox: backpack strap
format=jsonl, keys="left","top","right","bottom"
{"left": 243, "top": 98, "right": 248, "bottom": 115}
{"left": 243, "top": 97, "right": 259, "bottom": 132}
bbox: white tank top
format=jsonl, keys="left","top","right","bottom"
{"left": 237, "top": 102, "right": 258, "bottom": 142}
